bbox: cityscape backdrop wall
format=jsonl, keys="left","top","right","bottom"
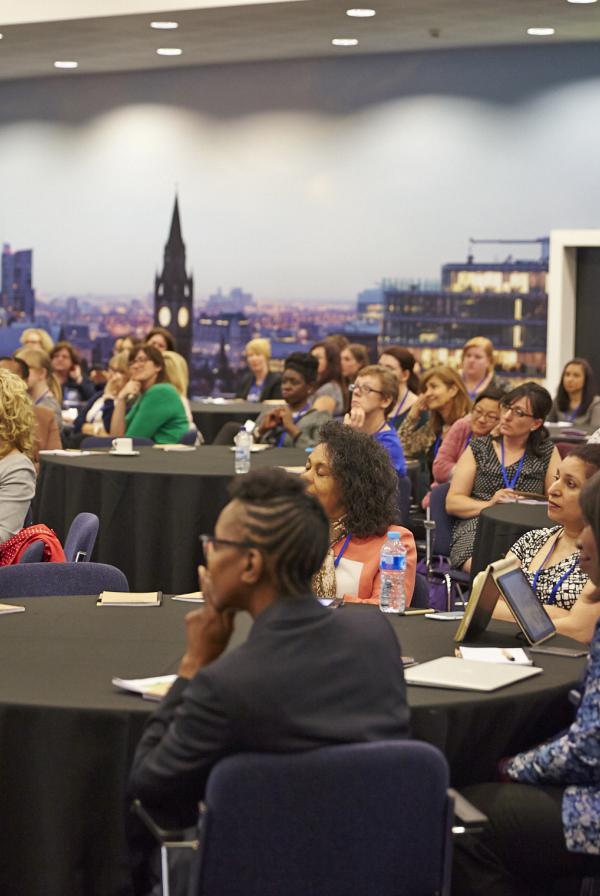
{"left": 0, "top": 40, "right": 599, "bottom": 393}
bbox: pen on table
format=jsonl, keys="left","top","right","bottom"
{"left": 502, "top": 649, "right": 515, "bottom": 662}
{"left": 403, "top": 608, "right": 432, "bottom": 616}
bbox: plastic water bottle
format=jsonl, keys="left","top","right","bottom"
{"left": 379, "top": 531, "right": 407, "bottom": 614}
{"left": 234, "top": 426, "right": 252, "bottom": 474}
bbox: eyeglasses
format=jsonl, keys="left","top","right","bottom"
{"left": 472, "top": 408, "right": 500, "bottom": 422}
{"left": 129, "top": 356, "right": 150, "bottom": 367}
{"left": 200, "top": 534, "right": 260, "bottom": 552}
{"left": 501, "top": 404, "right": 536, "bottom": 420}
{"left": 349, "top": 383, "right": 384, "bottom": 397}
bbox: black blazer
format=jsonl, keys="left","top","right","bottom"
{"left": 129, "top": 598, "right": 409, "bottom": 828}
{"left": 235, "top": 370, "right": 282, "bottom": 401}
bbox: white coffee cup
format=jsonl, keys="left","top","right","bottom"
{"left": 112, "top": 437, "right": 133, "bottom": 454}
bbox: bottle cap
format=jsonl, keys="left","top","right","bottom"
{"left": 387, "top": 531, "right": 401, "bottom": 540}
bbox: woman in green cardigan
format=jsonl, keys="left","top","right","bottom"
{"left": 110, "top": 343, "right": 188, "bottom": 444}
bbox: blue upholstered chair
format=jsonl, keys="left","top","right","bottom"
{"left": 424, "top": 481, "right": 470, "bottom": 610}
{"left": 64, "top": 512, "right": 100, "bottom": 562}
{"left": 0, "top": 562, "right": 128, "bottom": 597}
{"left": 80, "top": 436, "right": 154, "bottom": 448}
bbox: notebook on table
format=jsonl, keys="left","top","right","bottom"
{"left": 404, "top": 656, "right": 542, "bottom": 692}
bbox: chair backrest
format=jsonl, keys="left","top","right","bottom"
{"left": 428, "top": 481, "right": 454, "bottom": 557}
{"left": 18, "top": 541, "right": 45, "bottom": 563}
{"left": 555, "top": 441, "right": 575, "bottom": 459}
{"left": 0, "top": 562, "right": 129, "bottom": 597}
{"left": 411, "top": 572, "right": 430, "bottom": 608}
{"left": 80, "top": 436, "right": 154, "bottom": 448}
{"left": 192, "top": 741, "right": 452, "bottom": 896}
{"left": 397, "top": 474, "right": 411, "bottom": 525}
{"left": 64, "top": 513, "right": 100, "bottom": 562}
{"left": 179, "top": 428, "right": 198, "bottom": 446}
{"left": 23, "top": 504, "right": 34, "bottom": 528}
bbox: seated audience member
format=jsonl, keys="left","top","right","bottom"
{"left": 146, "top": 326, "right": 176, "bottom": 354}
{"left": 340, "top": 343, "right": 369, "bottom": 384}
{"left": 14, "top": 347, "right": 63, "bottom": 432}
{"left": 492, "top": 444, "right": 600, "bottom": 644}
{"left": 110, "top": 344, "right": 188, "bottom": 444}
{"left": 70, "top": 351, "right": 131, "bottom": 441}
{"left": 453, "top": 469, "right": 600, "bottom": 896}
{"left": 0, "top": 358, "right": 61, "bottom": 465}
{"left": 432, "top": 387, "right": 504, "bottom": 486}
{"left": 303, "top": 421, "right": 416, "bottom": 604}
{"left": 310, "top": 340, "right": 346, "bottom": 416}
{"left": 255, "top": 352, "right": 330, "bottom": 448}
{"left": 378, "top": 346, "right": 420, "bottom": 427}
{"left": 447, "top": 383, "right": 561, "bottom": 572}
{"left": 88, "top": 365, "right": 109, "bottom": 390}
{"left": 325, "top": 333, "right": 350, "bottom": 352}
{"left": 460, "top": 336, "right": 503, "bottom": 400}
{"left": 120, "top": 335, "right": 141, "bottom": 356}
{"left": 128, "top": 468, "right": 409, "bottom": 893}
{"left": 50, "top": 341, "right": 96, "bottom": 404}
{"left": 0, "top": 369, "right": 36, "bottom": 544}
{"left": 235, "top": 338, "right": 282, "bottom": 402}
{"left": 547, "top": 357, "right": 600, "bottom": 428}
{"left": 398, "top": 366, "right": 470, "bottom": 469}
{"left": 19, "top": 327, "right": 54, "bottom": 354}
{"left": 344, "top": 364, "right": 406, "bottom": 476}
{"left": 162, "top": 350, "right": 195, "bottom": 428}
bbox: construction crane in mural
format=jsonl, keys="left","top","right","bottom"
{"left": 467, "top": 236, "right": 549, "bottom": 263}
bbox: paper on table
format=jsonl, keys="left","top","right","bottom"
{"left": 228, "top": 444, "right": 271, "bottom": 453}
{"left": 456, "top": 646, "right": 533, "bottom": 666}
{"left": 39, "top": 449, "right": 94, "bottom": 456}
{"left": 279, "top": 466, "right": 306, "bottom": 474}
{"left": 97, "top": 591, "right": 162, "bottom": 607}
{"left": 172, "top": 592, "right": 204, "bottom": 602}
{"left": 112, "top": 674, "right": 177, "bottom": 701}
{"left": 153, "top": 444, "right": 197, "bottom": 452}
{"left": 0, "top": 603, "right": 25, "bottom": 615}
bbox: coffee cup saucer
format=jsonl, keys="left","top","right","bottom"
{"left": 109, "top": 449, "right": 140, "bottom": 456}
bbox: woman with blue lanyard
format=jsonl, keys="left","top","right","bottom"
{"left": 343, "top": 364, "right": 407, "bottom": 476}
{"left": 447, "top": 382, "right": 561, "bottom": 573}
{"left": 491, "top": 444, "right": 600, "bottom": 644}
{"left": 460, "top": 336, "right": 504, "bottom": 401}
{"left": 547, "top": 357, "right": 600, "bottom": 428}
{"left": 254, "top": 352, "right": 330, "bottom": 448}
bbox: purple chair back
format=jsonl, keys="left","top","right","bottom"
{"left": 192, "top": 741, "right": 453, "bottom": 896}
{"left": 64, "top": 513, "right": 100, "bottom": 562}
{"left": 0, "top": 562, "right": 128, "bottom": 597}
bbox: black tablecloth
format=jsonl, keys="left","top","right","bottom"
{"left": 0, "top": 597, "right": 583, "bottom": 896}
{"left": 470, "top": 501, "right": 552, "bottom": 581}
{"left": 34, "top": 447, "right": 307, "bottom": 593}
{"left": 190, "top": 401, "right": 266, "bottom": 443}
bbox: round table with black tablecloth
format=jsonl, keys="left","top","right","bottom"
{"left": 190, "top": 400, "right": 268, "bottom": 443}
{"left": 34, "top": 446, "right": 307, "bottom": 594}
{"left": 470, "top": 501, "right": 552, "bottom": 581}
{"left": 0, "top": 597, "right": 584, "bottom": 896}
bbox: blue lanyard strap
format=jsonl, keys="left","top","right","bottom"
{"left": 333, "top": 533, "right": 353, "bottom": 569}
{"left": 464, "top": 374, "right": 488, "bottom": 401}
{"left": 532, "top": 533, "right": 578, "bottom": 604}
{"left": 500, "top": 439, "right": 526, "bottom": 490}
{"left": 276, "top": 404, "right": 311, "bottom": 447}
{"left": 432, "top": 434, "right": 442, "bottom": 458}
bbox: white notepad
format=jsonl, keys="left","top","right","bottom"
{"left": 97, "top": 591, "right": 162, "bottom": 607}
{"left": 404, "top": 656, "right": 542, "bottom": 691}
{"left": 0, "top": 603, "right": 25, "bottom": 615}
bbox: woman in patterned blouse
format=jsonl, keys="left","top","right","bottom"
{"left": 453, "top": 470, "right": 600, "bottom": 895}
{"left": 492, "top": 444, "right": 600, "bottom": 644}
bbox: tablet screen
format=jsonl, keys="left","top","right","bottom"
{"left": 495, "top": 568, "right": 556, "bottom": 645}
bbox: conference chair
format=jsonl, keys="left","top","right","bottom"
{"left": 0, "top": 562, "right": 128, "bottom": 597}
{"left": 555, "top": 441, "right": 575, "bottom": 459}
{"left": 135, "top": 740, "right": 472, "bottom": 896}
{"left": 179, "top": 428, "right": 200, "bottom": 446}
{"left": 397, "top": 474, "right": 412, "bottom": 526}
{"left": 423, "top": 482, "right": 470, "bottom": 611}
{"left": 80, "top": 436, "right": 154, "bottom": 448}
{"left": 64, "top": 512, "right": 100, "bottom": 562}
{"left": 18, "top": 541, "right": 45, "bottom": 563}
{"left": 411, "top": 572, "right": 430, "bottom": 608}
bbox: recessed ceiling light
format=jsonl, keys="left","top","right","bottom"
{"left": 346, "top": 8, "right": 376, "bottom": 16}
{"left": 0, "top": 34, "right": 3, "bottom": 40}
{"left": 156, "top": 48, "right": 183, "bottom": 56}
{"left": 567, "top": 0, "right": 597, "bottom": 4}
{"left": 54, "top": 60, "right": 78, "bottom": 69}
{"left": 332, "top": 38, "right": 359, "bottom": 46}
{"left": 150, "top": 21, "right": 179, "bottom": 29}
{"left": 527, "top": 27, "right": 555, "bottom": 35}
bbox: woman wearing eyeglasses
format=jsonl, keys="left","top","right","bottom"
{"left": 343, "top": 365, "right": 406, "bottom": 475}
{"left": 447, "top": 383, "right": 561, "bottom": 572}
{"left": 432, "top": 387, "right": 505, "bottom": 486}
{"left": 110, "top": 344, "right": 188, "bottom": 444}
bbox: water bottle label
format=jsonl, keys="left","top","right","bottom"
{"left": 380, "top": 555, "right": 406, "bottom": 572}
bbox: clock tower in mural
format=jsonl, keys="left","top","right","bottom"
{"left": 154, "top": 196, "right": 193, "bottom": 361}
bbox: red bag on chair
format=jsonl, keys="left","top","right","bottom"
{"left": 0, "top": 525, "right": 66, "bottom": 566}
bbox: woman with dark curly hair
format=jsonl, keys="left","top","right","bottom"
{"left": 302, "top": 421, "right": 416, "bottom": 605}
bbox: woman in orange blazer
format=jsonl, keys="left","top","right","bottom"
{"left": 303, "top": 421, "right": 416, "bottom": 605}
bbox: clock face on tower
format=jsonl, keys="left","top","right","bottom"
{"left": 158, "top": 306, "right": 172, "bottom": 328}
{"left": 177, "top": 306, "right": 190, "bottom": 329}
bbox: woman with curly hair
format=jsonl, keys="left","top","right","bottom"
{"left": 302, "top": 421, "right": 416, "bottom": 605}
{"left": 0, "top": 369, "right": 36, "bottom": 543}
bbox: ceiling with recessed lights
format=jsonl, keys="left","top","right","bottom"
{"left": 0, "top": 0, "right": 599, "bottom": 81}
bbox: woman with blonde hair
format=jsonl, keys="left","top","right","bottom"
{"left": 20, "top": 328, "right": 54, "bottom": 355}
{"left": 0, "top": 369, "right": 36, "bottom": 543}
{"left": 236, "top": 337, "right": 282, "bottom": 402}
{"left": 460, "top": 336, "right": 502, "bottom": 400}
{"left": 398, "top": 365, "right": 471, "bottom": 466}
{"left": 15, "top": 347, "right": 63, "bottom": 432}
{"left": 163, "top": 350, "right": 195, "bottom": 427}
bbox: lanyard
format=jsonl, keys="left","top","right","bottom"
{"left": 567, "top": 406, "right": 581, "bottom": 422}
{"left": 464, "top": 374, "right": 488, "bottom": 401}
{"left": 333, "top": 533, "right": 353, "bottom": 569}
{"left": 34, "top": 389, "right": 50, "bottom": 406}
{"left": 500, "top": 438, "right": 526, "bottom": 490}
{"left": 390, "top": 388, "right": 409, "bottom": 421}
{"left": 432, "top": 434, "right": 442, "bottom": 458}
{"left": 531, "top": 531, "right": 579, "bottom": 604}
{"left": 465, "top": 432, "right": 472, "bottom": 449}
{"left": 276, "top": 404, "right": 310, "bottom": 447}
